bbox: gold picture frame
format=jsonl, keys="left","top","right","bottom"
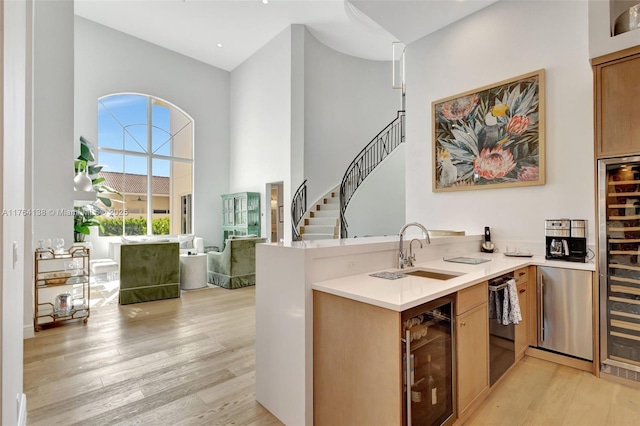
{"left": 432, "top": 69, "right": 545, "bottom": 192}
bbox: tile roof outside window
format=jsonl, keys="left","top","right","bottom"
{"left": 99, "top": 171, "right": 170, "bottom": 195}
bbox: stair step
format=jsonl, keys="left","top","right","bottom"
{"left": 324, "top": 197, "right": 339, "bottom": 204}
{"left": 301, "top": 234, "right": 336, "bottom": 241}
{"left": 301, "top": 225, "right": 337, "bottom": 235}
{"left": 305, "top": 217, "right": 338, "bottom": 226}
{"left": 316, "top": 203, "right": 339, "bottom": 211}
{"left": 311, "top": 209, "right": 340, "bottom": 218}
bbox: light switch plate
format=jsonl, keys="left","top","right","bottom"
{"left": 13, "top": 241, "right": 18, "bottom": 268}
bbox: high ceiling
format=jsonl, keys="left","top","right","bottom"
{"left": 74, "top": 0, "right": 497, "bottom": 72}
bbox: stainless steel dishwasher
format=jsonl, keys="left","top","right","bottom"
{"left": 537, "top": 267, "right": 593, "bottom": 360}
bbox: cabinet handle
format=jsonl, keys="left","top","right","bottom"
{"left": 539, "top": 274, "right": 545, "bottom": 342}
{"left": 460, "top": 322, "right": 467, "bottom": 326}
{"left": 519, "top": 289, "right": 526, "bottom": 294}
{"left": 519, "top": 272, "right": 526, "bottom": 276}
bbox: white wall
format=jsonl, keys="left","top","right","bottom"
{"left": 74, "top": 17, "right": 230, "bottom": 250}
{"left": 27, "top": 0, "right": 75, "bottom": 336}
{"left": 303, "top": 28, "right": 400, "bottom": 206}
{"left": 405, "top": 0, "right": 594, "bottom": 251}
{"left": 230, "top": 25, "right": 402, "bottom": 241}
{"left": 2, "top": 0, "right": 27, "bottom": 422}
{"left": 33, "top": 0, "right": 74, "bottom": 244}
{"left": 230, "top": 26, "right": 294, "bottom": 240}
{"left": 346, "top": 144, "right": 405, "bottom": 238}
{"left": 590, "top": 0, "right": 640, "bottom": 58}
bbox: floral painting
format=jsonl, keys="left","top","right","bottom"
{"left": 432, "top": 70, "right": 545, "bottom": 192}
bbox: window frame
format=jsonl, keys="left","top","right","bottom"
{"left": 97, "top": 93, "right": 195, "bottom": 236}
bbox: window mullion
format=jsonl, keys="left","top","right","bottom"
{"left": 147, "top": 97, "right": 153, "bottom": 235}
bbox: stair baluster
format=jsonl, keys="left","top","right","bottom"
{"left": 291, "top": 179, "right": 307, "bottom": 241}
{"left": 339, "top": 110, "right": 405, "bottom": 238}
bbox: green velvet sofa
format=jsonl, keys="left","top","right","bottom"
{"left": 119, "top": 242, "right": 180, "bottom": 304}
{"left": 207, "top": 237, "right": 267, "bottom": 289}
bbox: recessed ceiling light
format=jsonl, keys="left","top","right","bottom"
{"left": 217, "top": 43, "right": 223, "bottom": 48}
{"left": 262, "top": 0, "right": 269, "bottom": 4}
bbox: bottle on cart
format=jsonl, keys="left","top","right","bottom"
{"left": 427, "top": 354, "right": 437, "bottom": 405}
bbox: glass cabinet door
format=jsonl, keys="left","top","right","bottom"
{"left": 222, "top": 198, "right": 234, "bottom": 226}
{"left": 402, "top": 299, "right": 454, "bottom": 426}
{"left": 601, "top": 161, "right": 640, "bottom": 369}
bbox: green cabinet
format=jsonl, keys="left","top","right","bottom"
{"left": 221, "top": 192, "right": 261, "bottom": 246}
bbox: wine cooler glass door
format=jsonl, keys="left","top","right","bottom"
{"left": 402, "top": 298, "right": 455, "bottom": 426}
{"left": 599, "top": 158, "right": 640, "bottom": 373}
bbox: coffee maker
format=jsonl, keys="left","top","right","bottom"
{"left": 545, "top": 219, "right": 587, "bottom": 262}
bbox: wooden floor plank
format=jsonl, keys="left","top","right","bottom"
{"left": 24, "top": 286, "right": 282, "bottom": 425}
{"left": 26, "top": 284, "right": 640, "bottom": 425}
{"left": 466, "top": 356, "right": 640, "bottom": 426}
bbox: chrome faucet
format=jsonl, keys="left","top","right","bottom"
{"left": 409, "top": 239, "right": 423, "bottom": 267}
{"left": 398, "top": 222, "right": 430, "bottom": 269}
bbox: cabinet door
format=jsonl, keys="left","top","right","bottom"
{"left": 222, "top": 198, "right": 234, "bottom": 226}
{"left": 528, "top": 266, "right": 538, "bottom": 347}
{"left": 514, "top": 281, "right": 528, "bottom": 360}
{"left": 456, "top": 303, "right": 489, "bottom": 417}
{"left": 594, "top": 50, "right": 640, "bottom": 158}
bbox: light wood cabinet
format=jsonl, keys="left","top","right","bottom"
{"left": 455, "top": 281, "right": 489, "bottom": 420}
{"left": 528, "top": 266, "right": 538, "bottom": 347}
{"left": 514, "top": 267, "right": 530, "bottom": 360}
{"left": 314, "top": 291, "right": 456, "bottom": 426}
{"left": 514, "top": 282, "right": 528, "bottom": 359}
{"left": 314, "top": 291, "right": 402, "bottom": 425}
{"left": 593, "top": 46, "right": 640, "bottom": 158}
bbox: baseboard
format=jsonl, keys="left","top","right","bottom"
{"left": 23, "top": 324, "right": 34, "bottom": 339}
{"left": 17, "top": 393, "right": 27, "bottom": 426}
{"left": 525, "top": 346, "right": 593, "bottom": 372}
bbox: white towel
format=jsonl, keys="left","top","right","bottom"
{"left": 501, "top": 278, "right": 522, "bottom": 325}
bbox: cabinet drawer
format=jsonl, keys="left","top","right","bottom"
{"left": 514, "top": 267, "right": 528, "bottom": 285}
{"left": 457, "top": 281, "right": 487, "bottom": 314}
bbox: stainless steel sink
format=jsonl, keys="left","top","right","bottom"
{"left": 402, "top": 268, "right": 463, "bottom": 280}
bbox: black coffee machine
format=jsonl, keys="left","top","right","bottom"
{"left": 545, "top": 219, "right": 587, "bottom": 262}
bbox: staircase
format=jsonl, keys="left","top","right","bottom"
{"left": 292, "top": 110, "right": 405, "bottom": 241}
{"left": 298, "top": 188, "right": 340, "bottom": 240}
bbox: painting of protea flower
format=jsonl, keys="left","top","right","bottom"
{"left": 518, "top": 165, "right": 539, "bottom": 181}
{"left": 440, "top": 94, "right": 479, "bottom": 121}
{"left": 505, "top": 115, "right": 530, "bottom": 136}
{"left": 432, "top": 69, "right": 545, "bottom": 191}
{"left": 474, "top": 147, "right": 516, "bottom": 180}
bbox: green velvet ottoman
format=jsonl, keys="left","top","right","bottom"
{"left": 119, "top": 242, "right": 180, "bottom": 304}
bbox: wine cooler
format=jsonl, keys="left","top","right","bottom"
{"left": 402, "top": 295, "right": 455, "bottom": 426}
{"left": 598, "top": 158, "right": 640, "bottom": 377}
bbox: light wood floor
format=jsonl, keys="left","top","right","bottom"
{"left": 23, "top": 286, "right": 283, "bottom": 426}
{"left": 25, "top": 286, "right": 640, "bottom": 425}
{"left": 466, "top": 355, "right": 640, "bottom": 426}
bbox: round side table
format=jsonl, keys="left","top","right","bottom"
{"left": 179, "top": 253, "right": 207, "bottom": 290}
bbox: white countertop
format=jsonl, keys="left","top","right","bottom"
{"left": 312, "top": 252, "right": 596, "bottom": 312}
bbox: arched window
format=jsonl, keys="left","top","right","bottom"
{"left": 96, "top": 93, "right": 194, "bottom": 236}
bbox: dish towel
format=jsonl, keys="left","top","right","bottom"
{"left": 488, "top": 288, "right": 501, "bottom": 322}
{"left": 501, "top": 278, "right": 522, "bottom": 325}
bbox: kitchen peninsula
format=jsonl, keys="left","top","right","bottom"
{"left": 254, "top": 235, "right": 596, "bottom": 426}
